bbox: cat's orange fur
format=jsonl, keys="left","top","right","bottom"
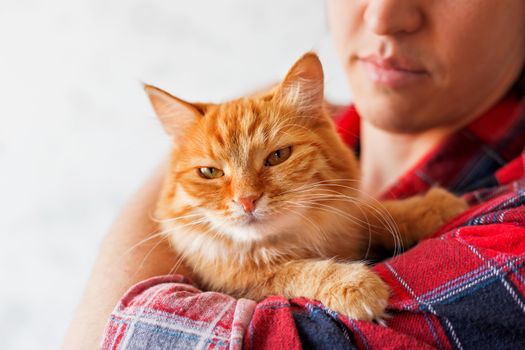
{"left": 145, "top": 53, "right": 467, "bottom": 320}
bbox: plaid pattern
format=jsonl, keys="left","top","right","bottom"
{"left": 101, "top": 96, "right": 525, "bottom": 349}
{"left": 101, "top": 275, "right": 256, "bottom": 350}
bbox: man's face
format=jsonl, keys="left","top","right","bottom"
{"left": 327, "top": 0, "right": 525, "bottom": 133}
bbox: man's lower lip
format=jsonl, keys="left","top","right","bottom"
{"left": 360, "top": 60, "right": 428, "bottom": 88}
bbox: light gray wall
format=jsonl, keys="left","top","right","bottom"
{"left": 0, "top": 1, "right": 351, "bottom": 349}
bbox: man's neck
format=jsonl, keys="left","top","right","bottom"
{"left": 360, "top": 119, "right": 452, "bottom": 197}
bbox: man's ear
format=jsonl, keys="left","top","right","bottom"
{"left": 274, "top": 52, "right": 324, "bottom": 115}
{"left": 144, "top": 84, "right": 205, "bottom": 140}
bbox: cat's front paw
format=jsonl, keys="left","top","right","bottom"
{"left": 425, "top": 187, "right": 468, "bottom": 224}
{"left": 317, "top": 263, "right": 389, "bottom": 321}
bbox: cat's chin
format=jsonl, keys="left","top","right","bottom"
{"left": 202, "top": 206, "right": 307, "bottom": 243}
{"left": 224, "top": 212, "right": 305, "bottom": 243}
{"left": 204, "top": 215, "right": 272, "bottom": 243}
{"left": 226, "top": 223, "right": 266, "bottom": 243}
{"left": 239, "top": 214, "right": 262, "bottom": 226}
{"left": 220, "top": 215, "right": 271, "bottom": 242}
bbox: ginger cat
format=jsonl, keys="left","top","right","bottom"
{"left": 145, "top": 53, "right": 466, "bottom": 320}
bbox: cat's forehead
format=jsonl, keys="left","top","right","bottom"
{"left": 212, "top": 98, "right": 276, "bottom": 124}
{"left": 194, "top": 99, "right": 290, "bottom": 165}
{"left": 208, "top": 100, "right": 282, "bottom": 140}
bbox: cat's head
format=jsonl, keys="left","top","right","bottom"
{"left": 146, "top": 53, "right": 359, "bottom": 243}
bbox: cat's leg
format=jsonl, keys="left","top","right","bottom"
{"left": 244, "top": 259, "right": 389, "bottom": 321}
{"left": 365, "top": 187, "right": 467, "bottom": 253}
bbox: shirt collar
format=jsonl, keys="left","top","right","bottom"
{"left": 335, "top": 96, "right": 525, "bottom": 199}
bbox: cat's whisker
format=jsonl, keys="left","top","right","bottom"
{"left": 120, "top": 216, "right": 209, "bottom": 261}
{"left": 286, "top": 200, "right": 378, "bottom": 259}
{"left": 132, "top": 235, "right": 171, "bottom": 278}
{"left": 287, "top": 200, "right": 372, "bottom": 232}
{"left": 168, "top": 227, "right": 217, "bottom": 276}
{"left": 295, "top": 178, "right": 362, "bottom": 187}
{"left": 120, "top": 230, "right": 171, "bottom": 259}
{"left": 272, "top": 181, "right": 330, "bottom": 197}
{"left": 292, "top": 192, "right": 359, "bottom": 201}
{"left": 284, "top": 194, "right": 402, "bottom": 258}
{"left": 355, "top": 201, "right": 402, "bottom": 257}
{"left": 346, "top": 193, "right": 403, "bottom": 257}
{"left": 272, "top": 178, "right": 362, "bottom": 198}
{"left": 122, "top": 217, "right": 209, "bottom": 255}
{"left": 131, "top": 217, "right": 209, "bottom": 257}
{"left": 289, "top": 179, "right": 362, "bottom": 191}
{"left": 135, "top": 217, "right": 211, "bottom": 276}
{"left": 152, "top": 212, "right": 204, "bottom": 223}
{"left": 290, "top": 193, "right": 376, "bottom": 259}
{"left": 282, "top": 203, "right": 361, "bottom": 246}
{"left": 168, "top": 256, "right": 185, "bottom": 275}
{"left": 290, "top": 183, "right": 359, "bottom": 194}
{"left": 284, "top": 181, "right": 403, "bottom": 256}
{"left": 168, "top": 229, "right": 210, "bottom": 276}
{"left": 274, "top": 184, "right": 402, "bottom": 253}
{"left": 281, "top": 205, "right": 329, "bottom": 243}
{"left": 280, "top": 206, "right": 332, "bottom": 257}
{"left": 304, "top": 178, "right": 363, "bottom": 184}
{"left": 307, "top": 194, "right": 402, "bottom": 256}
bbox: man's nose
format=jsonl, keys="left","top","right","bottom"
{"left": 364, "top": 0, "right": 423, "bottom": 36}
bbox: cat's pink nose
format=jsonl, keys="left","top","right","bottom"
{"left": 234, "top": 194, "right": 261, "bottom": 213}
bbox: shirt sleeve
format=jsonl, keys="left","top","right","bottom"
{"left": 100, "top": 274, "right": 256, "bottom": 350}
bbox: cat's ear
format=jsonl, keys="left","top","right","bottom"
{"left": 144, "top": 84, "right": 205, "bottom": 139}
{"left": 275, "top": 52, "right": 324, "bottom": 114}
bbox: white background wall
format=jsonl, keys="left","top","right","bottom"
{"left": 0, "top": 1, "right": 351, "bottom": 349}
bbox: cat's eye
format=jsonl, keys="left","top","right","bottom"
{"left": 265, "top": 146, "right": 292, "bottom": 166}
{"left": 198, "top": 167, "right": 224, "bottom": 179}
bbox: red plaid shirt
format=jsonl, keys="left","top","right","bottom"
{"left": 102, "top": 96, "right": 525, "bottom": 349}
